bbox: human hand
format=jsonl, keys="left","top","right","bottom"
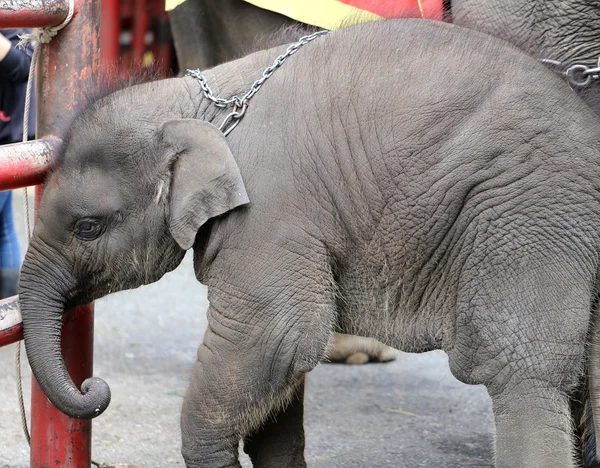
{"left": 0, "top": 33, "right": 11, "bottom": 61}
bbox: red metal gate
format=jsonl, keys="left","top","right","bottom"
{"left": 0, "top": 0, "right": 98, "bottom": 465}
{"left": 101, "top": 0, "right": 174, "bottom": 76}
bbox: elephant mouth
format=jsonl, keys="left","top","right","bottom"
{"left": 63, "top": 284, "right": 98, "bottom": 312}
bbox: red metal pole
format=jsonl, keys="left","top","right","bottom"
{"left": 100, "top": 0, "right": 120, "bottom": 67}
{"left": 30, "top": 306, "right": 95, "bottom": 467}
{"left": 0, "top": 0, "right": 100, "bottom": 464}
{"left": 29, "top": 0, "right": 100, "bottom": 465}
{"left": 0, "top": 0, "right": 71, "bottom": 28}
{"left": 131, "top": 0, "right": 147, "bottom": 63}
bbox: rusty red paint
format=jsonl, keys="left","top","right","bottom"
{"left": 0, "top": 0, "right": 71, "bottom": 28}
{"left": 36, "top": 0, "right": 101, "bottom": 140}
{"left": 0, "top": 138, "right": 58, "bottom": 191}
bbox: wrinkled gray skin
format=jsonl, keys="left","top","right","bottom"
{"left": 168, "top": 0, "right": 401, "bottom": 368}
{"left": 451, "top": 0, "right": 600, "bottom": 116}
{"left": 19, "top": 19, "right": 600, "bottom": 467}
{"left": 168, "top": 0, "right": 600, "bottom": 369}
{"left": 168, "top": 0, "right": 600, "bottom": 115}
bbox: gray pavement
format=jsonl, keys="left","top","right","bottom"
{"left": 0, "top": 190, "right": 494, "bottom": 467}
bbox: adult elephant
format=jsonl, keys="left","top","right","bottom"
{"left": 451, "top": 0, "right": 600, "bottom": 115}
{"left": 167, "top": 0, "right": 600, "bottom": 114}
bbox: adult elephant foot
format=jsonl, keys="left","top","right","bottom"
{"left": 327, "top": 334, "right": 398, "bottom": 365}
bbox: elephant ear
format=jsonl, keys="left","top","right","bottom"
{"left": 161, "top": 119, "right": 249, "bottom": 250}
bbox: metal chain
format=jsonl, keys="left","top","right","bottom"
{"left": 187, "top": 30, "right": 328, "bottom": 135}
{"left": 541, "top": 56, "right": 600, "bottom": 88}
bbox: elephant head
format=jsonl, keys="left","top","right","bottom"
{"left": 451, "top": 0, "right": 600, "bottom": 116}
{"left": 18, "top": 79, "right": 248, "bottom": 418}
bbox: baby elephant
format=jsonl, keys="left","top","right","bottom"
{"left": 18, "top": 18, "right": 600, "bottom": 468}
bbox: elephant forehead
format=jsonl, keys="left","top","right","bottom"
{"left": 63, "top": 107, "right": 158, "bottom": 172}
{"left": 42, "top": 169, "right": 127, "bottom": 223}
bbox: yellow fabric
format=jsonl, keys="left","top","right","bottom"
{"left": 165, "top": 0, "right": 382, "bottom": 27}
{"left": 242, "top": 0, "right": 382, "bottom": 29}
{"left": 165, "top": 0, "right": 187, "bottom": 12}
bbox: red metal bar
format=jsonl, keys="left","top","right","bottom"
{"left": 100, "top": 0, "right": 120, "bottom": 66}
{"left": 0, "top": 296, "right": 22, "bottom": 346}
{"left": 36, "top": 3, "right": 100, "bottom": 128}
{"left": 0, "top": 0, "right": 71, "bottom": 28}
{"left": 0, "top": 298, "right": 94, "bottom": 466}
{"left": 0, "top": 138, "right": 58, "bottom": 191}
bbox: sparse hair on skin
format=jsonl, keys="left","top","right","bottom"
{"left": 50, "top": 63, "right": 165, "bottom": 172}
{"left": 244, "top": 23, "right": 320, "bottom": 58}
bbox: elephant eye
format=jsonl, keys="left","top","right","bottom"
{"left": 74, "top": 219, "right": 102, "bottom": 240}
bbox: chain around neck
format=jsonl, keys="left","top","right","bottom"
{"left": 187, "top": 30, "right": 328, "bottom": 136}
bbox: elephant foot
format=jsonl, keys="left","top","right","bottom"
{"left": 344, "top": 351, "right": 370, "bottom": 365}
{"left": 327, "top": 334, "right": 398, "bottom": 364}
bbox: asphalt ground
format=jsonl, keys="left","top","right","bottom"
{"left": 0, "top": 190, "right": 494, "bottom": 467}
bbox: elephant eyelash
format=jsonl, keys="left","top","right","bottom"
{"left": 73, "top": 218, "right": 104, "bottom": 241}
{"left": 72, "top": 212, "right": 124, "bottom": 240}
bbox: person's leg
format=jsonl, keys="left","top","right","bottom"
{"left": 0, "top": 191, "right": 20, "bottom": 298}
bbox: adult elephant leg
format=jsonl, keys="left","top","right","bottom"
{"left": 243, "top": 376, "right": 307, "bottom": 468}
{"left": 168, "top": 0, "right": 293, "bottom": 72}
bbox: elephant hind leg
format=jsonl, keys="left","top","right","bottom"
{"left": 447, "top": 236, "right": 594, "bottom": 467}
{"left": 491, "top": 385, "right": 576, "bottom": 468}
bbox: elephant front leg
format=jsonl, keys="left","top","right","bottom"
{"left": 243, "top": 376, "right": 307, "bottom": 468}
{"left": 180, "top": 301, "right": 332, "bottom": 468}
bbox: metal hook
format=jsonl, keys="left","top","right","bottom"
{"left": 219, "top": 102, "right": 248, "bottom": 137}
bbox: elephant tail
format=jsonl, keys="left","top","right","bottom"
{"left": 583, "top": 306, "right": 600, "bottom": 468}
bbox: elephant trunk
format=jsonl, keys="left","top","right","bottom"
{"left": 19, "top": 245, "right": 110, "bottom": 419}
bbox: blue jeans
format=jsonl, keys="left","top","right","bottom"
{"left": 0, "top": 191, "right": 20, "bottom": 269}
{"left": 0, "top": 191, "right": 20, "bottom": 298}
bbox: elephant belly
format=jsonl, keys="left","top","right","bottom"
{"left": 335, "top": 281, "right": 443, "bottom": 354}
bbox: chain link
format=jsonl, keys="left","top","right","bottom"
{"left": 541, "top": 56, "right": 600, "bottom": 88}
{"left": 187, "top": 30, "right": 328, "bottom": 134}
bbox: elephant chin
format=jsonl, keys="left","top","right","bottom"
{"left": 19, "top": 266, "right": 111, "bottom": 419}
